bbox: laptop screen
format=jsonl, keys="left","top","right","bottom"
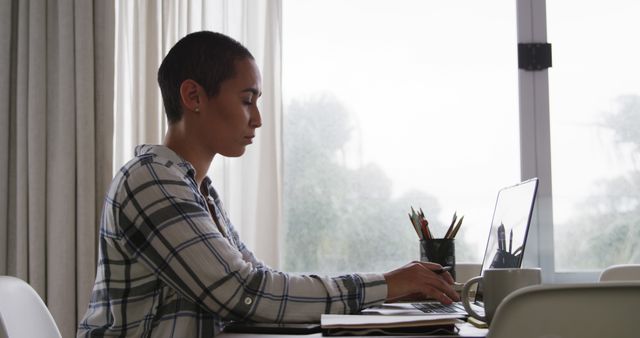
{"left": 476, "top": 178, "right": 539, "bottom": 301}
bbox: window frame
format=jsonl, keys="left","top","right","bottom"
{"left": 517, "top": 0, "right": 600, "bottom": 283}
{"left": 278, "top": 0, "right": 604, "bottom": 282}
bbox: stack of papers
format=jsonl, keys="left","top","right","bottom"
{"left": 321, "top": 313, "right": 463, "bottom": 336}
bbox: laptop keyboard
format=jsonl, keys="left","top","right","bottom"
{"left": 412, "top": 302, "right": 466, "bottom": 314}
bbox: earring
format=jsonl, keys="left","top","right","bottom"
{"left": 195, "top": 106, "right": 200, "bottom": 112}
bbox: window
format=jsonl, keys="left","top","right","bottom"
{"left": 282, "top": 0, "right": 640, "bottom": 279}
{"left": 547, "top": 0, "right": 640, "bottom": 271}
{"left": 282, "top": 0, "right": 520, "bottom": 273}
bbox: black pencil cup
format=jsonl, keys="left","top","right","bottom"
{"left": 420, "top": 239, "right": 456, "bottom": 280}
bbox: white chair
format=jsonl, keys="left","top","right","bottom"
{"left": 0, "top": 276, "right": 61, "bottom": 338}
{"left": 0, "top": 314, "right": 8, "bottom": 338}
{"left": 599, "top": 264, "right": 640, "bottom": 281}
{"left": 487, "top": 282, "right": 640, "bottom": 338}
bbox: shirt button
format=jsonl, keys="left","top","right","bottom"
{"left": 244, "top": 297, "right": 253, "bottom": 305}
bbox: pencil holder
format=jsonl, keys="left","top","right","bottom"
{"left": 420, "top": 239, "right": 456, "bottom": 280}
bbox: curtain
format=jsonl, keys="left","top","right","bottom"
{"left": 115, "top": 0, "right": 283, "bottom": 267}
{"left": 0, "top": 0, "right": 114, "bottom": 337}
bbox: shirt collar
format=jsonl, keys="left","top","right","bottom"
{"left": 134, "top": 144, "right": 197, "bottom": 177}
{"left": 134, "top": 144, "right": 215, "bottom": 190}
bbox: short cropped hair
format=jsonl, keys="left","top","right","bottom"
{"left": 157, "top": 31, "right": 254, "bottom": 124}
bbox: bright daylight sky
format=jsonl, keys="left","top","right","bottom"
{"left": 282, "top": 0, "right": 640, "bottom": 260}
{"left": 283, "top": 0, "right": 520, "bottom": 258}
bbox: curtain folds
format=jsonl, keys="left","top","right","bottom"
{"left": 0, "top": 2, "right": 279, "bottom": 335}
{"left": 0, "top": 1, "right": 114, "bottom": 337}
{"left": 115, "top": 0, "right": 283, "bottom": 267}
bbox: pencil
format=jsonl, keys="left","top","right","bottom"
{"left": 509, "top": 229, "right": 513, "bottom": 253}
{"left": 433, "top": 266, "right": 452, "bottom": 274}
{"left": 409, "top": 213, "right": 423, "bottom": 239}
{"left": 449, "top": 215, "right": 464, "bottom": 239}
{"left": 444, "top": 211, "right": 457, "bottom": 239}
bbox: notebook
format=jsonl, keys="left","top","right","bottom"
{"left": 320, "top": 314, "right": 460, "bottom": 336}
{"left": 410, "top": 178, "right": 539, "bottom": 315}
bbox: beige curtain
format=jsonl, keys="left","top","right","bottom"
{"left": 0, "top": 1, "right": 114, "bottom": 337}
{"left": 115, "top": 0, "right": 283, "bottom": 267}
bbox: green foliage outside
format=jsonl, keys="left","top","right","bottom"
{"left": 282, "top": 94, "right": 640, "bottom": 273}
{"left": 282, "top": 95, "right": 475, "bottom": 273}
{"left": 556, "top": 95, "right": 640, "bottom": 270}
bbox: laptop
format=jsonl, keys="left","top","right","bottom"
{"left": 411, "top": 177, "right": 539, "bottom": 315}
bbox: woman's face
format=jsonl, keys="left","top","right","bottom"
{"left": 196, "top": 57, "right": 263, "bottom": 157}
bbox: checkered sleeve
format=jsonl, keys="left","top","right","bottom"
{"left": 116, "top": 160, "right": 388, "bottom": 323}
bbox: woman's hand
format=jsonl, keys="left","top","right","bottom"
{"left": 383, "top": 261, "right": 459, "bottom": 304}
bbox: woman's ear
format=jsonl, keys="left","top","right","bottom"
{"left": 179, "top": 79, "right": 201, "bottom": 114}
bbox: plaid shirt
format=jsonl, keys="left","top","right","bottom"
{"left": 77, "top": 145, "right": 387, "bottom": 337}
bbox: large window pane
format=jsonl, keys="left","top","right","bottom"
{"left": 548, "top": 0, "right": 640, "bottom": 271}
{"left": 282, "top": 0, "right": 520, "bottom": 273}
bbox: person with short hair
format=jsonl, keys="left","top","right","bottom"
{"left": 77, "top": 31, "right": 458, "bottom": 338}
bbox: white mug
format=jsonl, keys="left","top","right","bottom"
{"left": 461, "top": 268, "right": 541, "bottom": 324}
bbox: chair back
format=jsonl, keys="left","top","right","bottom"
{"left": 599, "top": 264, "right": 640, "bottom": 281}
{"left": 0, "top": 276, "right": 62, "bottom": 338}
{"left": 487, "top": 282, "right": 640, "bottom": 338}
{"left": 0, "top": 313, "right": 8, "bottom": 338}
